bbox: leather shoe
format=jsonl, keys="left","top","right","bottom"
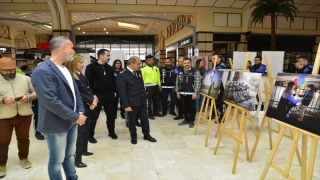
{"left": 131, "top": 137, "right": 137, "bottom": 144}
{"left": 173, "top": 115, "right": 184, "bottom": 120}
{"left": 35, "top": 132, "right": 45, "bottom": 140}
{"left": 88, "top": 137, "right": 97, "bottom": 143}
{"left": 154, "top": 114, "right": 163, "bottom": 117}
{"left": 148, "top": 115, "right": 155, "bottom": 120}
{"left": 82, "top": 152, "right": 94, "bottom": 156}
{"left": 109, "top": 133, "right": 118, "bottom": 139}
{"left": 144, "top": 136, "right": 157, "bottom": 142}
{"left": 169, "top": 112, "right": 177, "bottom": 116}
{"left": 136, "top": 122, "right": 141, "bottom": 127}
{"left": 161, "top": 112, "right": 167, "bottom": 116}
{"left": 75, "top": 162, "right": 87, "bottom": 168}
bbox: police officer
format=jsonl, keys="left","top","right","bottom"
{"left": 250, "top": 56, "right": 267, "bottom": 76}
{"left": 141, "top": 55, "right": 163, "bottom": 119}
{"left": 116, "top": 56, "right": 157, "bottom": 145}
{"left": 295, "top": 55, "right": 313, "bottom": 74}
{"left": 173, "top": 56, "right": 184, "bottom": 120}
{"left": 176, "top": 58, "right": 201, "bottom": 128}
{"left": 160, "top": 58, "right": 177, "bottom": 116}
{"left": 211, "top": 55, "right": 229, "bottom": 123}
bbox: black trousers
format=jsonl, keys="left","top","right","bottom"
{"left": 75, "top": 106, "right": 90, "bottom": 163}
{"left": 90, "top": 93, "right": 115, "bottom": 137}
{"left": 31, "top": 100, "right": 39, "bottom": 132}
{"left": 176, "top": 93, "right": 183, "bottom": 116}
{"left": 127, "top": 105, "right": 150, "bottom": 137}
{"left": 180, "top": 94, "right": 196, "bottom": 122}
{"left": 114, "top": 96, "right": 125, "bottom": 117}
{"left": 162, "top": 88, "right": 176, "bottom": 113}
{"left": 146, "top": 85, "right": 160, "bottom": 115}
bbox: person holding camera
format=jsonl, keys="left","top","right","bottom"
{"left": 0, "top": 57, "right": 37, "bottom": 178}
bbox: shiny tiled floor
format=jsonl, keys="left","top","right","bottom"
{"left": 3, "top": 109, "right": 320, "bottom": 180}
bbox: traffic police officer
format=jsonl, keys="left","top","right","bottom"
{"left": 250, "top": 56, "right": 267, "bottom": 76}
{"left": 173, "top": 56, "right": 184, "bottom": 120}
{"left": 116, "top": 56, "right": 157, "bottom": 145}
{"left": 295, "top": 55, "right": 313, "bottom": 74}
{"left": 176, "top": 58, "right": 201, "bottom": 128}
{"left": 160, "top": 58, "right": 176, "bottom": 116}
{"left": 140, "top": 55, "right": 163, "bottom": 119}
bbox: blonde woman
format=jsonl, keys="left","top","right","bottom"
{"left": 65, "top": 54, "right": 98, "bottom": 168}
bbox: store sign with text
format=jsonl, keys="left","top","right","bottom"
{"left": 179, "top": 37, "right": 193, "bottom": 47}
{"left": 166, "top": 15, "right": 193, "bottom": 38}
{"left": 0, "top": 47, "right": 11, "bottom": 53}
{"left": 36, "top": 42, "right": 50, "bottom": 50}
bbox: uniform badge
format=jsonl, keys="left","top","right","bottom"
{"left": 179, "top": 72, "right": 183, "bottom": 74}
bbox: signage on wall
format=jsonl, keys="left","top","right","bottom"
{"left": 36, "top": 42, "right": 50, "bottom": 50}
{"left": 166, "top": 15, "right": 193, "bottom": 38}
{"left": 0, "top": 47, "right": 11, "bottom": 53}
{"left": 166, "top": 43, "right": 177, "bottom": 52}
{"left": 179, "top": 37, "right": 193, "bottom": 47}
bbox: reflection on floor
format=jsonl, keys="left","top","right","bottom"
{"left": 3, "top": 109, "right": 320, "bottom": 180}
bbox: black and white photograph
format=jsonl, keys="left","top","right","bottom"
{"left": 266, "top": 73, "right": 320, "bottom": 136}
{"left": 223, "top": 72, "right": 261, "bottom": 111}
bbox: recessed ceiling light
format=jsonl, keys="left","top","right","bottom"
{"left": 117, "top": 22, "right": 140, "bottom": 30}
{"left": 78, "top": 27, "right": 80, "bottom": 30}
{"left": 83, "top": 31, "right": 85, "bottom": 34}
{"left": 106, "top": 32, "right": 108, "bottom": 34}
{"left": 74, "top": 16, "right": 76, "bottom": 17}
{"left": 23, "top": 16, "right": 25, "bottom": 17}
{"left": 97, "top": 17, "right": 99, "bottom": 19}
{"left": 164, "top": 14, "right": 166, "bottom": 15}
{"left": 104, "top": 28, "right": 106, "bottom": 30}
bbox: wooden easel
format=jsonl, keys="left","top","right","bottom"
{"left": 258, "top": 43, "right": 320, "bottom": 179}
{"left": 213, "top": 52, "right": 259, "bottom": 174}
{"left": 194, "top": 55, "right": 221, "bottom": 146}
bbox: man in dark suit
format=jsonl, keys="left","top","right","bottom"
{"left": 31, "top": 36, "right": 86, "bottom": 180}
{"left": 116, "top": 56, "right": 157, "bottom": 145}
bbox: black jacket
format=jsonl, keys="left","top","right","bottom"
{"left": 85, "top": 61, "right": 116, "bottom": 95}
{"left": 160, "top": 67, "right": 176, "bottom": 86}
{"left": 116, "top": 69, "right": 147, "bottom": 108}
{"left": 75, "top": 73, "right": 94, "bottom": 114}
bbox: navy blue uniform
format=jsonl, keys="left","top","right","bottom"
{"left": 251, "top": 64, "right": 267, "bottom": 76}
{"left": 114, "top": 71, "right": 125, "bottom": 118}
{"left": 116, "top": 69, "right": 150, "bottom": 137}
{"left": 174, "top": 67, "right": 184, "bottom": 117}
{"left": 296, "top": 64, "right": 313, "bottom": 74}
{"left": 75, "top": 72, "right": 94, "bottom": 163}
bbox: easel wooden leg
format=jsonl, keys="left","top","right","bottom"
{"left": 204, "top": 99, "right": 215, "bottom": 147}
{"left": 215, "top": 105, "right": 231, "bottom": 137}
{"left": 260, "top": 124, "right": 286, "bottom": 180}
{"left": 306, "top": 137, "right": 318, "bottom": 180}
{"left": 243, "top": 113, "right": 249, "bottom": 161}
{"left": 283, "top": 130, "right": 301, "bottom": 178}
{"left": 267, "top": 117, "right": 273, "bottom": 150}
{"left": 249, "top": 115, "right": 268, "bottom": 162}
{"left": 301, "top": 134, "right": 307, "bottom": 180}
{"left": 232, "top": 111, "right": 245, "bottom": 174}
{"left": 247, "top": 113, "right": 257, "bottom": 137}
{"left": 289, "top": 128, "right": 302, "bottom": 166}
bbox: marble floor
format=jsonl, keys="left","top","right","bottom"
{"left": 3, "top": 109, "right": 320, "bottom": 180}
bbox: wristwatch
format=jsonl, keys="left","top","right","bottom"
{"left": 27, "top": 96, "right": 31, "bottom": 101}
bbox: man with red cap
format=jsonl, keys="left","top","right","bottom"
{"left": 0, "top": 57, "right": 37, "bottom": 178}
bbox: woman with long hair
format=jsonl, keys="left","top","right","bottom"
{"left": 195, "top": 58, "right": 205, "bottom": 111}
{"left": 65, "top": 54, "right": 98, "bottom": 168}
{"left": 112, "top": 59, "right": 125, "bottom": 119}
{"left": 277, "top": 81, "right": 300, "bottom": 119}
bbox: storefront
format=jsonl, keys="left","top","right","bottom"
{"left": 166, "top": 43, "right": 178, "bottom": 65}
{"left": 178, "top": 37, "right": 193, "bottom": 58}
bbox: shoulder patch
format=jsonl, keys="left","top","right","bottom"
{"left": 120, "top": 69, "right": 126, "bottom": 74}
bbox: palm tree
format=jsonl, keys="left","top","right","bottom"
{"left": 250, "top": 0, "right": 298, "bottom": 50}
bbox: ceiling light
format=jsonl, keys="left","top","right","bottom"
{"left": 164, "top": 14, "right": 166, "bottom": 15}
{"left": 23, "top": 16, "right": 25, "bottom": 17}
{"left": 43, "top": 25, "right": 52, "bottom": 29}
{"left": 104, "top": 28, "right": 106, "bottom": 30}
{"left": 117, "top": 22, "right": 140, "bottom": 30}
{"left": 74, "top": 16, "right": 76, "bottom": 17}
{"left": 83, "top": 31, "right": 85, "bottom": 34}
{"left": 97, "top": 17, "right": 100, "bottom": 19}
{"left": 78, "top": 27, "right": 80, "bottom": 30}
{"left": 106, "top": 32, "right": 109, "bottom": 34}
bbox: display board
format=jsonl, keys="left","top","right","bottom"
{"left": 200, "top": 70, "right": 224, "bottom": 98}
{"left": 223, "top": 72, "right": 261, "bottom": 111}
{"left": 233, "top": 51, "right": 257, "bottom": 70}
{"left": 191, "top": 56, "right": 209, "bottom": 70}
{"left": 109, "top": 50, "right": 125, "bottom": 68}
{"left": 266, "top": 73, "right": 320, "bottom": 136}
{"left": 261, "top": 51, "right": 284, "bottom": 77}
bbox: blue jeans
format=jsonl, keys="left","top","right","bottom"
{"left": 195, "top": 93, "right": 203, "bottom": 108}
{"left": 42, "top": 124, "right": 78, "bottom": 180}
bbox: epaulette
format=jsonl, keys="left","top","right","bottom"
{"left": 120, "top": 69, "right": 126, "bottom": 74}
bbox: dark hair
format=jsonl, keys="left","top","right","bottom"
{"left": 248, "top": 60, "right": 252, "bottom": 65}
{"left": 255, "top": 56, "right": 262, "bottom": 60}
{"left": 145, "top": 55, "right": 154, "bottom": 60}
{"left": 41, "top": 53, "right": 49, "bottom": 59}
{"left": 308, "top": 84, "right": 315, "bottom": 91}
{"left": 195, "top": 59, "right": 203, "bottom": 69}
{"left": 282, "top": 81, "right": 295, "bottom": 98}
{"left": 97, "top": 49, "right": 109, "bottom": 58}
{"left": 183, "top": 58, "right": 191, "bottom": 62}
{"left": 112, "top": 59, "right": 123, "bottom": 71}
{"left": 165, "top": 58, "right": 171, "bottom": 61}
{"left": 297, "top": 55, "right": 309, "bottom": 61}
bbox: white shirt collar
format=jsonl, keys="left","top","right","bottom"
{"left": 127, "top": 66, "right": 135, "bottom": 73}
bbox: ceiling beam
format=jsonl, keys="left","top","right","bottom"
{"left": 0, "top": 3, "right": 50, "bottom": 11}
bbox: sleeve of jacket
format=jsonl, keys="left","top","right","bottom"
{"left": 74, "top": 78, "right": 84, "bottom": 113}
{"left": 116, "top": 73, "right": 130, "bottom": 108}
{"left": 285, "top": 94, "right": 300, "bottom": 105}
{"left": 31, "top": 68, "right": 80, "bottom": 123}
{"left": 140, "top": 66, "right": 146, "bottom": 82}
{"left": 85, "top": 64, "right": 95, "bottom": 91}
{"left": 157, "top": 67, "right": 161, "bottom": 86}
{"left": 76, "top": 81, "right": 94, "bottom": 105}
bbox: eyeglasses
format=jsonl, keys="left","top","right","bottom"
{"left": 1, "top": 69, "right": 15, "bottom": 73}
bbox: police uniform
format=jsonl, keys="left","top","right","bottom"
{"left": 74, "top": 72, "right": 94, "bottom": 164}
{"left": 174, "top": 66, "right": 184, "bottom": 119}
{"left": 296, "top": 64, "right": 313, "bottom": 74}
{"left": 176, "top": 67, "right": 201, "bottom": 125}
{"left": 250, "top": 64, "right": 267, "bottom": 76}
{"left": 160, "top": 67, "right": 176, "bottom": 115}
{"left": 140, "top": 65, "right": 161, "bottom": 117}
{"left": 116, "top": 68, "right": 151, "bottom": 139}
